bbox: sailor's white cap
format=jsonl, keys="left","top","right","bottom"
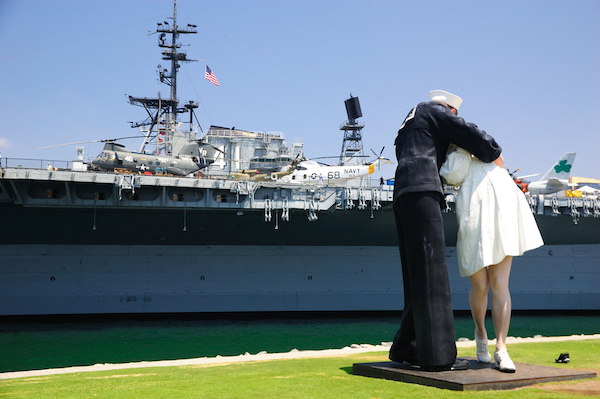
{"left": 429, "top": 90, "right": 463, "bottom": 111}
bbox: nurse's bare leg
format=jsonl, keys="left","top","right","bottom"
{"left": 489, "top": 256, "right": 513, "bottom": 352}
{"left": 469, "top": 267, "right": 490, "bottom": 340}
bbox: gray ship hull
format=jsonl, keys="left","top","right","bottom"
{"left": 1, "top": 242, "right": 598, "bottom": 316}
{"left": 1, "top": 186, "right": 599, "bottom": 316}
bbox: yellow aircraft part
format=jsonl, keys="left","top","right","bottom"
{"left": 369, "top": 164, "right": 374, "bottom": 174}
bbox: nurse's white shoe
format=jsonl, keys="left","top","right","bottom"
{"left": 494, "top": 350, "right": 516, "bottom": 373}
{"left": 475, "top": 334, "right": 491, "bottom": 363}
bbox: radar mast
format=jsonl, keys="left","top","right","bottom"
{"left": 128, "top": 0, "right": 198, "bottom": 156}
{"left": 338, "top": 95, "right": 365, "bottom": 166}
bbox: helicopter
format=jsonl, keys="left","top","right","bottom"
{"left": 90, "top": 141, "right": 219, "bottom": 176}
{"left": 280, "top": 148, "right": 393, "bottom": 185}
{"left": 227, "top": 152, "right": 303, "bottom": 181}
{"left": 38, "top": 137, "right": 222, "bottom": 176}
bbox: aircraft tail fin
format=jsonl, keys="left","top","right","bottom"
{"left": 539, "top": 152, "right": 576, "bottom": 182}
{"left": 178, "top": 143, "right": 200, "bottom": 158}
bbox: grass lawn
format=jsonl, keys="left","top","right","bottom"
{"left": 1, "top": 339, "right": 598, "bottom": 398}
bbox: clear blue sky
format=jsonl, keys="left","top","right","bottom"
{"left": 1, "top": 0, "right": 598, "bottom": 181}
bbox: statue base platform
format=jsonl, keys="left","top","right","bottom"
{"left": 352, "top": 357, "right": 596, "bottom": 391}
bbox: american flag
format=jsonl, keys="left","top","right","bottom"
{"left": 205, "top": 65, "right": 220, "bottom": 86}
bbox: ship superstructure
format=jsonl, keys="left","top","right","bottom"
{"left": 202, "top": 126, "right": 303, "bottom": 176}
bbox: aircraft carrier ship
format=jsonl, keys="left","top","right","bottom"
{"left": 1, "top": 1, "right": 599, "bottom": 316}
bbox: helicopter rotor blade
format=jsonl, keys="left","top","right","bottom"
{"left": 370, "top": 146, "right": 386, "bottom": 159}
{"left": 197, "top": 141, "right": 226, "bottom": 155}
{"left": 36, "top": 136, "right": 143, "bottom": 150}
{"left": 37, "top": 140, "right": 103, "bottom": 150}
{"left": 311, "top": 155, "right": 370, "bottom": 160}
{"left": 208, "top": 144, "right": 226, "bottom": 155}
{"left": 98, "top": 136, "right": 145, "bottom": 142}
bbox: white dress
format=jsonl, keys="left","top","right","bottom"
{"left": 453, "top": 151, "right": 544, "bottom": 277}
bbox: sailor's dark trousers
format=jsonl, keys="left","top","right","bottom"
{"left": 389, "top": 191, "right": 457, "bottom": 369}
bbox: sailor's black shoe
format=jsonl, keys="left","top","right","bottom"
{"left": 422, "top": 359, "right": 470, "bottom": 372}
{"left": 450, "top": 359, "right": 470, "bottom": 371}
{"left": 388, "top": 351, "right": 417, "bottom": 365}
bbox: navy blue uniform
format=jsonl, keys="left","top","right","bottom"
{"left": 390, "top": 101, "right": 501, "bottom": 370}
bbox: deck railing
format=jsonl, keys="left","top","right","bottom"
{"left": 1, "top": 157, "right": 72, "bottom": 170}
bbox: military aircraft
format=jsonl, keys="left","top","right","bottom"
{"left": 523, "top": 152, "right": 577, "bottom": 195}
{"left": 90, "top": 141, "right": 218, "bottom": 176}
{"left": 38, "top": 138, "right": 221, "bottom": 176}
{"left": 227, "top": 152, "right": 302, "bottom": 181}
{"left": 280, "top": 151, "right": 393, "bottom": 185}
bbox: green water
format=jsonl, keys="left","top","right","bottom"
{"left": 1, "top": 313, "right": 598, "bottom": 373}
